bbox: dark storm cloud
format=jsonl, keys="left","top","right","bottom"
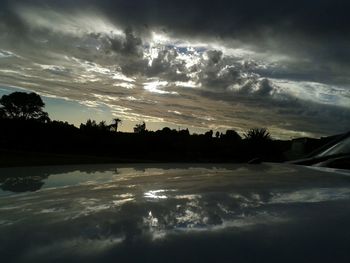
{"left": 145, "top": 48, "right": 189, "bottom": 82}
{"left": 106, "top": 28, "right": 143, "bottom": 57}
{"left": 3, "top": 0, "right": 350, "bottom": 38}
{"left": 0, "top": 0, "right": 349, "bottom": 137}
{"left": 197, "top": 85, "right": 350, "bottom": 136}
{"left": 87, "top": 0, "right": 350, "bottom": 38}
{"left": 2, "top": 0, "right": 350, "bottom": 70}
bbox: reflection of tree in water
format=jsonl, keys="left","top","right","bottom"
{"left": 0, "top": 175, "right": 48, "bottom": 192}
{"left": 134, "top": 167, "right": 146, "bottom": 173}
{"left": 0, "top": 163, "right": 269, "bottom": 193}
{"left": 0, "top": 165, "right": 120, "bottom": 193}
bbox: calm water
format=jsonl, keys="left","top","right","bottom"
{"left": 1, "top": 163, "right": 350, "bottom": 262}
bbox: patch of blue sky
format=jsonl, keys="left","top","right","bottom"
{"left": 0, "top": 50, "right": 15, "bottom": 58}
{"left": 0, "top": 85, "right": 115, "bottom": 127}
{"left": 318, "top": 93, "right": 339, "bottom": 104}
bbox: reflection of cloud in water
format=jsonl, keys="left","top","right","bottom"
{"left": 270, "top": 188, "right": 350, "bottom": 204}
{"left": 66, "top": 198, "right": 112, "bottom": 219}
{"left": 23, "top": 237, "right": 124, "bottom": 260}
{"left": 144, "top": 189, "right": 174, "bottom": 199}
{"left": 0, "top": 220, "right": 13, "bottom": 226}
{"left": 113, "top": 198, "right": 135, "bottom": 206}
{"left": 113, "top": 193, "right": 136, "bottom": 206}
{"left": 114, "top": 193, "right": 134, "bottom": 198}
{"left": 176, "top": 212, "right": 285, "bottom": 232}
{"left": 92, "top": 184, "right": 118, "bottom": 190}
{"left": 229, "top": 193, "right": 265, "bottom": 208}
{"left": 175, "top": 194, "right": 201, "bottom": 200}
{"left": 1, "top": 164, "right": 350, "bottom": 262}
{"left": 38, "top": 208, "right": 66, "bottom": 214}
{"left": 143, "top": 209, "right": 285, "bottom": 241}
{"left": 0, "top": 205, "right": 25, "bottom": 211}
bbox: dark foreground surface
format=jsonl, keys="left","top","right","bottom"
{"left": 1, "top": 163, "right": 350, "bottom": 262}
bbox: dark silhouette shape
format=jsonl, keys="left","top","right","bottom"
{"left": 80, "top": 119, "right": 97, "bottom": 131}
{"left": 110, "top": 118, "right": 122, "bottom": 132}
{"left": 160, "top": 127, "right": 172, "bottom": 134}
{"left": 205, "top": 130, "right": 213, "bottom": 138}
{"left": 242, "top": 128, "right": 278, "bottom": 162}
{"left": 80, "top": 119, "right": 110, "bottom": 133}
{"left": 98, "top": 120, "right": 110, "bottom": 132}
{"left": 0, "top": 108, "right": 5, "bottom": 119}
{"left": 0, "top": 176, "right": 47, "bottom": 192}
{"left": 134, "top": 121, "right": 146, "bottom": 133}
{"left": 244, "top": 128, "right": 271, "bottom": 142}
{"left": 1, "top": 107, "right": 342, "bottom": 166}
{"left": 222, "top": 130, "right": 242, "bottom": 141}
{"left": 0, "top": 92, "right": 49, "bottom": 122}
{"left": 178, "top": 128, "right": 190, "bottom": 137}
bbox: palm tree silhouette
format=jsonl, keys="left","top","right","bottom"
{"left": 244, "top": 128, "right": 271, "bottom": 142}
{"left": 110, "top": 118, "right": 122, "bottom": 132}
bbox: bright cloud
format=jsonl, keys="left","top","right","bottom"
{"left": 0, "top": 2, "right": 349, "bottom": 138}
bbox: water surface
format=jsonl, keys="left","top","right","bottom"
{"left": 1, "top": 163, "right": 350, "bottom": 262}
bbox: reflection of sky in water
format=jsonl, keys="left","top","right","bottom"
{"left": 1, "top": 163, "right": 350, "bottom": 262}
{"left": 270, "top": 188, "right": 350, "bottom": 204}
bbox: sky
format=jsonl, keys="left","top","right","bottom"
{"left": 0, "top": 0, "right": 349, "bottom": 138}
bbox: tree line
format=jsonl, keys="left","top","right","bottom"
{"left": 0, "top": 91, "right": 311, "bottom": 163}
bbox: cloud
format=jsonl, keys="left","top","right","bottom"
{"left": 0, "top": 1, "right": 349, "bottom": 137}
{"left": 105, "top": 28, "right": 143, "bottom": 57}
{"left": 0, "top": 49, "right": 18, "bottom": 58}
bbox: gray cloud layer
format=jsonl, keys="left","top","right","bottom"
{"left": 0, "top": 0, "right": 349, "bottom": 137}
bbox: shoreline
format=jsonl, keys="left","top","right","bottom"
{"left": 0, "top": 150, "right": 244, "bottom": 168}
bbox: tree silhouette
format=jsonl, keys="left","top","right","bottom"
{"left": 224, "top": 130, "right": 242, "bottom": 141}
{"left": 134, "top": 121, "right": 146, "bottom": 133}
{"left": 85, "top": 119, "right": 97, "bottom": 128}
{"left": 110, "top": 118, "right": 122, "bottom": 132}
{"left": 98, "top": 121, "right": 110, "bottom": 132}
{"left": 244, "top": 128, "right": 271, "bottom": 142}
{"left": 205, "top": 130, "right": 213, "bottom": 138}
{"left": 80, "top": 119, "right": 97, "bottom": 132}
{"left": 0, "top": 176, "right": 47, "bottom": 192}
{"left": 0, "top": 92, "right": 49, "bottom": 122}
{"left": 80, "top": 119, "right": 110, "bottom": 132}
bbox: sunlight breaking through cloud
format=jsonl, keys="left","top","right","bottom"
{"left": 143, "top": 80, "right": 177, "bottom": 95}
{"left": 0, "top": 2, "right": 349, "bottom": 137}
